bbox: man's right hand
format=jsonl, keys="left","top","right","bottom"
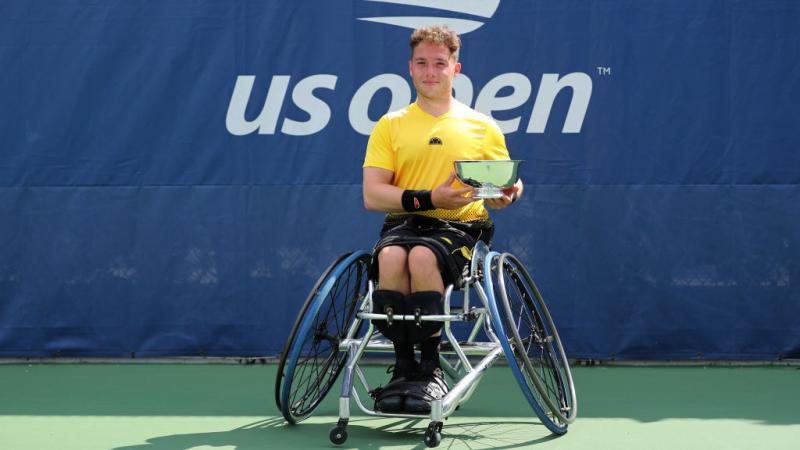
{"left": 431, "top": 171, "right": 476, "bottom": 210}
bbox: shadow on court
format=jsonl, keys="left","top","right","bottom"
{"left": 109, "top": 417, "right": 559, "bottom": 450}
{"left": 2, "top": 363, "right": 798, "bottom": 450}
{"left": 1, "top": 363, "right": 798, "bottom": 426}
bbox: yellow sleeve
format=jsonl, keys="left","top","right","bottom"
{"left": 483, "top": 120, "right": 511, "bottom": 160}
{"left": 363, "top": 115, "right": 394, "bottom": 171}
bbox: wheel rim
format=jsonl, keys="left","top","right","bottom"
{"left": 483, "top": 251, "right": 560, "bottom": 433}
{"left": 281, "top": 252, "right": 370, "bottom": 422}
{"left": 275, "top": 253, "right": 351, "bottom": 411}
{"left": 497, "top": 253, "right": 576, "bottom": 424}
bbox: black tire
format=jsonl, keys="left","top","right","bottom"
{"left": 424, "top": 431, "right": 442, "bottom": 448}
{"left": 329, "top": 426, "right": 348, "bottom": 445}
{"left": 424, "top": 422, "right": 443, "bottom": 448}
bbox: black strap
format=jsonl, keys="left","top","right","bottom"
{"left": 401, "top": 190, "right": 434, "bottom": 212}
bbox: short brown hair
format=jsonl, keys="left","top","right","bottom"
{"left": 409, "top": 25, "right": 461, "bottom": 61}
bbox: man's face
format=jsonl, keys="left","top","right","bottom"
{"left": 409, "top": 42, "right": 461, "bottom": 102}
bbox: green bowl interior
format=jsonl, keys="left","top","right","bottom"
{"left": 454, "top": 160, "right": 521, "bottom": 188}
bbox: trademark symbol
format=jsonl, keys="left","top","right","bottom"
{"left": 597, "top": 66, "right": 612, "bottom": 76}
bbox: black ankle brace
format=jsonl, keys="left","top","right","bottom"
{"left": 405, "top": 291, "right": 443, "bottom": 344}
{"left": 371, "top": 290, "right": 407, "bottom": 343}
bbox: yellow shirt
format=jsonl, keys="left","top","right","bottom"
{"left": 363, "top": 101, "right": 510, "bottom": 221}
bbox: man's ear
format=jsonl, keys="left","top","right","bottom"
{"left": 454, "top": 62, "right": 461, "bottom": 76}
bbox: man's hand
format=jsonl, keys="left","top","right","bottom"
{"left": 431, "top": 171, "right": 476, "bottom": 210}
{"left": 485, "top": 180, "right": 523, "bottom": 209}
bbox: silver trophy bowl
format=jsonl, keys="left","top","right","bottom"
{"left": 454, "top": 160, "right": 523, "bottom": 199}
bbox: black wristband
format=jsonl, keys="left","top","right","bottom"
{"left": 401, "top": 190, "right": 435, "bottom": 212}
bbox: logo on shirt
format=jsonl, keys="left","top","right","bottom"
{"left": 428, "top": 137, "right": 443, "bottom": 145}
{"left": 357, "top": 0, "right": 501, "bottom": 35}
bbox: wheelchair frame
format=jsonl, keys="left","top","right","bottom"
{"left": 276, "top": 241, "right": 576, "bottom": 448}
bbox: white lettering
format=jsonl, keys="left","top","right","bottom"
{"left": 225, "top": 72, "right": 594, "bottom": 137}
{"left": 281, "top": 75, "right": 338, "bottom": 136}
{"left": 225, "top": 75, "right": 290, "bottom": 135}
{"left": 348, "top": 74, "right": 411, "bottom": 135}
{"left": 474, "top": 73, "right": 531, "bottom": 133}
{"left": 527, "top": 73, "right": 592, "bottom": 134}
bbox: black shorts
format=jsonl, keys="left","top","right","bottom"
{"left": 370, "top": 215, "right": 494, "bottom": 287}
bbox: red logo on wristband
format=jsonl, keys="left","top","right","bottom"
{"left": 413, "top": 197, "right": 420, "bottom": 209}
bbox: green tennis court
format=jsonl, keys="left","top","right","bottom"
{"left": 1, "top": 362, "right": 797, "bottom": 449}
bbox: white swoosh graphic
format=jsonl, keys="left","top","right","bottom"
{"left": 365, "top": 0, "right": 500, "bottom": 18}
{"left": 358, "top": 16, "right": 486, "bottom": 34}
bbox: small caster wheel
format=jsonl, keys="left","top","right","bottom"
{"left": 424, "top": 430, "right": 442, "bottom": 448}
{"left": 424, "top": 421, "right": 443, "bottom": 448}
{"left": 329, "top": 426, "right": 347, "bottom": 445}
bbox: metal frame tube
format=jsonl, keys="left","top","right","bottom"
{"left": 441, "top": 345, "right": 504, "bottom": 417}
{"left": 338, "top": 242, "right": 512, "bottom": 423}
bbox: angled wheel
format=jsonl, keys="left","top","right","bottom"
{"left": 495, "top": 253, "right": 577, "bottom": 431}
{"left": 275, "top": 250, "right": 371, "bottom": 424}
{"left": 274, "top": 253, "right": 350, "bottom": 411}
{"left": 484, "top": 252, "right": 577, "bottom": 434}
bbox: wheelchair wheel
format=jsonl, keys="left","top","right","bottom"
{"left": 495, "top": 253, "right": 577, "bottom": 430}
{"left": 275, "top": 250, "right": 371, "bottom": 424}
{"left": 484, "top": 252, "right": 576, "bottom": 434}
{"left": 274, "top": 252, "right": 350, "bottom": 411}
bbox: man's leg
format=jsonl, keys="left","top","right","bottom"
{"left": 405, "top": 246, "right": 449, "bottom": 413}
{"left": 377, "top": 246, "right": 414, "bottom": 361}
{"left": 407, "top": 245, "right": 445, "bottom": 365}
{"left": 377, "top": 245, "right": 411, "bottom": 294}
{"left": 372, "top": 245, "right": 416, "bottom": 412}
{"left": 407, "top": 245, "right": 444, "bottom": 355}
{"left": 407, "top": 245, "right": 443, "bottom": 293}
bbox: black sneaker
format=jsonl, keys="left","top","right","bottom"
{"left": 403, "top": 359, "right": 449, "bottom": 413}
{"left": 371, "top": 359, "right": 418, "bottom": 413}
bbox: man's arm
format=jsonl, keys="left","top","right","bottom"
{"left": 363, "top": 167, "right": 477, "bottom": 212}
{"left": 363, "top": 167, "right": 405, "bottom": 212}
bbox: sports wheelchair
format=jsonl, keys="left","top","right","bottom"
{"left": 274, "top": 241, "right": 577, "bottom": 447}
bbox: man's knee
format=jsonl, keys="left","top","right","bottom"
{"left": 408, "top": 246, "right": 440, "bottom": 278}
{"left": 378, "top": 246, "right": 408, "bottom": 277}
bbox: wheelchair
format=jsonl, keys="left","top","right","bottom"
{"left": 274, "top": 240, "right": 577, "bottom": 447}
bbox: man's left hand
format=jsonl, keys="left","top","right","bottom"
{"left": 485, "top": 182, "right": 521, "bottom": 209}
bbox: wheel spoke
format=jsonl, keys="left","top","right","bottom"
{"left": 495, "top": 253, "right": 576, "bottom": 429}
{"left": 281, "top": 253, "right": 370, "bottom": 422}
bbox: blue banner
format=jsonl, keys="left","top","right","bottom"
{"left": 1, "top": 0, "right": 798, "bottom": 360}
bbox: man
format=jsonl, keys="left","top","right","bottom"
{"left": 362, "top": 25, "right": 524, "bottom": 413}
